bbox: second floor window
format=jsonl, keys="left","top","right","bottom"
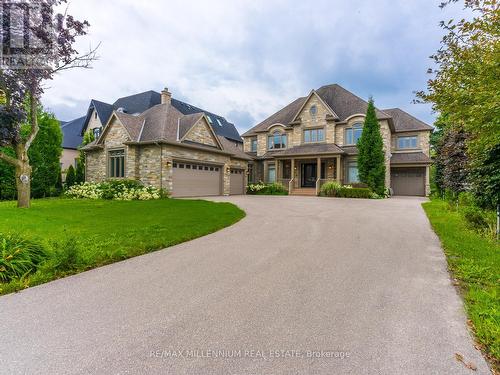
{"left": 268, "top": 131, "right": 287, "bottom": 150}
{"left": 345, "top": 123, "right": 363, "bottom": 145}
{"left": 303, "top": 128, "right": 325, "bottom": 143}
{"left": 398, "top": 136, "right": 418, "bottom": 149}
{"left": 93, "top": 127, "right": 102, "bottom": 139}
{"left": 109, "top": 149, "right": 125, "bottom": 178}
{"left": 251, "top": 138, "right": 257, "bottom": 152}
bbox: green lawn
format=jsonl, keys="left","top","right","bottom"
{"left": 0, "top": 198, "right": 245, "bottom": 295}
{"left": 423, "top": 199, "right": 499, "bottom": 370}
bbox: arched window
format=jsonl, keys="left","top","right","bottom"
{"left": 268, "top": 130, "right": 287, "bottom": 150}
{"left": 345, "top": 123, "right": 363, "bottom": 145}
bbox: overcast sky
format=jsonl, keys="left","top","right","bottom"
{"left": 43, "top": 0, "right": 464, "bottom": 132}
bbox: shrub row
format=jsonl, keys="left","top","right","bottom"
{"left": 247, "top": 182, "right": 288, "bottom": 195}
{"left": 65, "top": 180, "right": 166, "bottom": 201}
{"left": 320, "top": 181, "right": 373, "bottom": 199}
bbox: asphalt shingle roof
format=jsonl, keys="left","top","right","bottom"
{"left": 391, "top": 152, "right": 431, "bottom": 164}
{"left": 61, "top": 117, "right": 85, "bottom": 149}
{"left": 382, "top": 108, "right": 433, "bottom": 133}
{"left": 243, "top": 84, "right": 393, "bottom": 136}
{"left": 271, "top": 143, "right": 345, "bottom": 157}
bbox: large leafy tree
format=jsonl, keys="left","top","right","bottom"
{"left": 0, "top": 108, "right": 63, "bottom": 199}
{"left": 29, "top": 111, "right": 63, "bottom": 198}
{"left": 357, "top": 98, "right": 386, "bottom": 195}
{"left": 0, "top": 0, "right": 97, "bottom": 208}
{"left": 417, "top": 0, "right": 499, "bottom": 207}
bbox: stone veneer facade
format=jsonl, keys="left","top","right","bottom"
{"left": 244, "top": 92, "right": 432, "bottom": 195}
{"left": 85, "top": 116, "right": 248, "bottom": 196}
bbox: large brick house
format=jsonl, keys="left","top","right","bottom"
{"left": 83, "top": 88, "right": 251, "bottom": 197}
{"left": 242, "top": 84, "right": 433, "bottom": 196}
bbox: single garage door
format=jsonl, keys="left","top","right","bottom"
{"left": 391, "top": 167, "right": 426, "bottom": 196}
{"left": 230, "top": 169, "right": 245, "bottom": 195}
{"left": 172, "top": 161, "right": 221, "bottom": 197}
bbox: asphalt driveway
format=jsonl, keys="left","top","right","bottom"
{"left": 0, "top": 196, "right": 490, "bottom": 374}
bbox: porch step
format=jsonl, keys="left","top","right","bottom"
{"left": 290, "top": 188, "right": 317, "bottom": 196}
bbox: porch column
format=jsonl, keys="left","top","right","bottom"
{"left": 291, "top": 158, "right": 295, "bottom": 189}
{"left": 317, "top": 157, "right": 321, "bottom": 180}
{"left": 336, "top": 156, "right": 341, "bottom": 183}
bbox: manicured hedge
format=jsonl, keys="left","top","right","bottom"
{"left": 247, "top": 183, "right": 288, "bottom": 195}
{"left": 320, "top": 181, "right": 373, "bottom": 199}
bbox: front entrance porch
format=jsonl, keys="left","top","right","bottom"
{"left": 274, "top": 156, "right": 343, "bottom": 195}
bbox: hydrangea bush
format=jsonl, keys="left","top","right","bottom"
{"left": 66, "top": 180, "right": 165, "bottom": 201}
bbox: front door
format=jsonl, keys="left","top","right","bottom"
{"left": 301, "top": 163, "right": 317, "bottom": 187}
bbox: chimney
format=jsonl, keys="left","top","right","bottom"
{"left": 161, "top": 87, "right": 172, "bottom": 105}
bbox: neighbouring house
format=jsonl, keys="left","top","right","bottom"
{"left": 60, "top": 116, "right": 85, "bottom": 171}
{"left": 242, "top": 84, "right": 433, "bottom": 196}
{"left": 83, "top": 88, "right": 251, "bottom": 197}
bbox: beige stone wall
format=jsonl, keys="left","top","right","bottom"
{"left": 87, "top": 109, "right": 103, "bottom": 132}
{"left": 60, "top": 149, "right": 79, "bottom": 171}
{"left": 86, "top": 149, "right": 106, "bottom": 182}
{"left": 184, "top": 118, "right": 218, "bottom": 147}
{"left": 291, "top": 94, "right": 331, "bottom": 147}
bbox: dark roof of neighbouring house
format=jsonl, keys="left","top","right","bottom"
{"left": 61, "top": 116, "right": 85, "bottom": 149}
{"left": 382, "top": 108, "right": 433, "bottom": 133}
{"left": 242, "top": 84, "right": 393, "bottom": 136}
{"left": 84, "top": 103, "right": 250, "bottom": 161}
{"left": 78, "top": 90, "right": 242, "bottom": 143}
{"left": 271, "top": 143, "right": 345, "bottom": 157}
{"left": 391, "top": 152, "right": 432, "bottom": 165}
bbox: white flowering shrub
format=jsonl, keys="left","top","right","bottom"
{"left": 65, "top": 180, "right": 165, "bottom": 201}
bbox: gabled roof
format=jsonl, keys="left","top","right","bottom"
{"left": 171, "top": 98, "right": 242, "bottom": 142}
{"left": 272, "top": 143, "right": 345, "bottom": 157}
{"left": 178, "top": 113, "right": 205, "bottom": 140}
{"left": 243, "top": 84, "right": 395, "bottom": 136}
{"left": 382, "top": 108, "right": 433, "bottom": 133}
{"left": 79, "top": 90, "right": 242, "bottom": 143}
{"left": 242, "top": 97, "right": 306, "bottom": 136}
{"left": 61, "top": 116, "right": 85, "bottom": 149}
{"left": 316, "top": 84, "right": 391, "bottom": 122}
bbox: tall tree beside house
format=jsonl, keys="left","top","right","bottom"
{"left": 357, "top": 98, "right": 386, "bottom": 195}
{"left": 0, "top": 147, "right": 16, "bottom": 200}
{"left": 65, "top": 165, "right": 76, "bottom": 188}
{"left": 437, "top": 128, "right": 470, "bottom": 195}
{"left": 0, "top": 0, "right": 97, "bottom": 208}
{"left": 0, "top": 109, "right": 63, "bottom": 199}
{"left": 416, "top": 0, "right": 500, "bottom": 208}
{"left": 28, "top": 111, "right": 63, "bottom": 198}
{"left": 75, "top": 130, "right": 95, "bottom": 184}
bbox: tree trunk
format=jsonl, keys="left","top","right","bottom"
{"left": 15, "top": 144, "right": 31, "bottom": 208}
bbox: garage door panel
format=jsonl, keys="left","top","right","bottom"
{"left": 230, "top": 169, "right": 245, "bottom": 195}
{"left": 391, "top": 167, "right": 425, "bottom": 196}
{"left": 173, "top": 162, "right": 221, "bottom": 197}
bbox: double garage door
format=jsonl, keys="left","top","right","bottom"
{"left": 391, "top": 167, "right": 426, "bottom": 196}
{"left": 172, "top": 161, "right": 245, "bottom": 197}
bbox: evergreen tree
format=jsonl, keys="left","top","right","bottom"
{"left": 28, "top": 111, "right": 63, "bottom": 198}
{"left": 75, "top": 130, "right": 95, "bottom": 184}
{"left": 75, "top": 159, "right": 85, "bottom": 184}
{"left": 65, "top": 165, "right": 76, "bottom": 188}
{"left": 357, "top": 98, "right": 386, "bottom": 195}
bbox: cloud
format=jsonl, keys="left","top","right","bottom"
{"left": 44, "top": 0, "right": 463, "bottom": 129}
